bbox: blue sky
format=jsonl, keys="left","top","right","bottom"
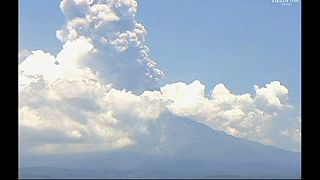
{"left": 19, "top": 0, "right": 301, "bottom": 106}
{"left": 137, "top": 0, "right": 301, "bottom": 102}
{"left": 19, "top": 0, "right": 301, "bottom": 151}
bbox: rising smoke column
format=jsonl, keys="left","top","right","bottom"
{"left": 19, "top": 0, "right": 300, "bottom": 154}
{"left": 57, "top": 0, "right": 164, "bottom": 93}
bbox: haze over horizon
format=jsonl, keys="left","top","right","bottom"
{"left": 19, "top": 0, "right": 301, "bottom": 154}
{"left": 19, "top": 0, "right": 301, "bottom": 178}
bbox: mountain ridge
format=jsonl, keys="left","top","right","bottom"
{"left": 19, "top": 114, "right": 301, "bottom": 178}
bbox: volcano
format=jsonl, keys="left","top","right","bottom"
{"left": 19, "top": 113, "right": 301, "bottom": 178}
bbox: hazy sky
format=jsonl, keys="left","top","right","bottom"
{"left": 19, "top": 0, "right": 301, "bottom": 152}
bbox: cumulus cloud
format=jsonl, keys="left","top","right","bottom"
{"left": 159, "top": 80, "right": 289, "bottom": 144}
{"left": 19, "top": 67, "right": 165, "bottom": 154}
{"left": 19, "top": 20, "right": 165, "bottom": 154}
{"left": 19, "top": 0, "right": 300, "bottom": 154}
{"left": 254, "top": 81, "right": 290, "bottom": 112}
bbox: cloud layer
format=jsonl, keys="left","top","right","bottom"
{"left": 19, "top": 0, "right": 300, "bottom": 154}
{"left": 159, "top": 80, "right": 291, "bottom": 144}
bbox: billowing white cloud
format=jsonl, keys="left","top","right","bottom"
{"left": 19, "top": 29, "right": 165, "bottom": 154}
{"left": 19, "top": 0, "right": 300, "bottom": 154}
{"left": 159, "top": 80, "right": 289, "bottom": 144}
{"left": 160, "top": 80, "right": 211, "bottom": 117}
{"left": 254, "top": 81, "right": 290, "bottom": 112}
{"left": 19, "top": 67, "right": 165, "bottom": 154}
